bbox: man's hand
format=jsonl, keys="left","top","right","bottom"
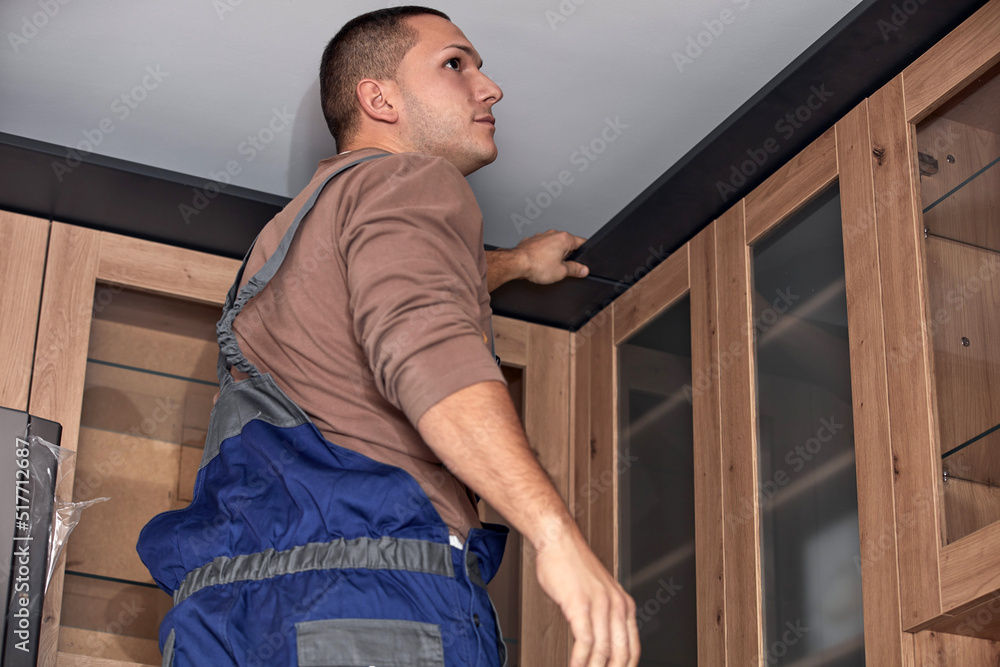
{"left": 416, "top": 381, "right": 639, "bottom": 666}
{"left": 535, "top": 518, "right": 641, "bottom": 667}
{"left": 486, "top": 229, "right": 589, "bottom": 292}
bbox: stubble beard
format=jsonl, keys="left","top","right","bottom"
{"left": 400, "top": 87, "right": 496, "bottom": 174}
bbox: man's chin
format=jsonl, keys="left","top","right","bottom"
{"left": 471, "top": 146, "right": 499, "bottom": 172}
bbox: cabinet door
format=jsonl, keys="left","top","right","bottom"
{"left": 29, "top": 224, "right": 238, "bottom": 667}
{"left": 720, "top": 125, "right": 874, "bottom": 666}
{"left": 870, "top": 0, "right": 1000, "bottom": 637}
{"left": 580, "top": 232, "right": 727, "bottom": 665}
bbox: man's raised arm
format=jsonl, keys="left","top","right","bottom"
{"left": 486, "top": 229, "right": 589, "bottom": 292}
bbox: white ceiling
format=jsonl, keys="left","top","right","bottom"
{"left": 1, "top": 0, "right": 866, "bottom": 250}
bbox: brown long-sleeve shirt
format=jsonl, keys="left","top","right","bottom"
{"left": 233, "top": 148, "right": 505, "bottom": 538}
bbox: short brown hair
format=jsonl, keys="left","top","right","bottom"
{"left": 320, "top": 6, "right": 450, "bottom": 147}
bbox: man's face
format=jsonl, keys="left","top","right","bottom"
{"left": 392, "top": 15, "right": 503, "bottom": 176}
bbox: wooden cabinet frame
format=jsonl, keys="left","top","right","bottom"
{"left": 492, "top": 317, "right": 574, "bottom": 666}
{"left": 0, "top": 211, "right": 48, "bottom": 411}
{"left": 719, "top": 127, "right": 846, "bottom": 666}
{"left": 12, "top": 221, "right": 572, "bottom": 666}
{"left": 573, "top": 228, "right": 726, "bottom": 665}
{"left": 868, "top": 0, "right": 1000, "bottom": 639}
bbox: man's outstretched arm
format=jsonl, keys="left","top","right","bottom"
{"left": 417, "top": 380, "right": 640, "bottom": 667}
{"left": 486, "top": 229, "right": 589, "bottom": 292}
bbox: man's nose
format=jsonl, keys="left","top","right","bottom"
{"left": 479, "top": 73, "right": 503, "bottom": 104}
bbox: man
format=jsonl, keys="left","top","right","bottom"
{"left": 139, "top": 7, "right": 638, "bottom": 666}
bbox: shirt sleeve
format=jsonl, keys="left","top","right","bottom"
{"left": 338, "top": 153, "right": 506, "bottom": 426}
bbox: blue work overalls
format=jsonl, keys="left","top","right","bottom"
{"left": 137, "top": 154, "right": 508, "bottom": 667}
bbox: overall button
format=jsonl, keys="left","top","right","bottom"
{"left": 473, "top": 613, "right": 481, "bottom": 627}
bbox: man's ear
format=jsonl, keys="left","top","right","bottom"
{"left": 356, "top": 79, "right": 399, "bottom": 125}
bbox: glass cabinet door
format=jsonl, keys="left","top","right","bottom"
{"left": 618, "top": 295, "right": 697, "bottom": 665}
{"left": 915, "top": 62, "right": 1000, "bottom": 545}
{"left": 60, "top": 286, "right": 219, "bottom": 664}
{"left": 750, "top": 187, "right": 865, "bottom": 665}
{"left": 27, "top": 225, "right": 239, "bottom": 666}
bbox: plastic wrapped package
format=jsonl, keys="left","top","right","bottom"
{"left": 3, "top": 433, "right": 107, "bottom": 666}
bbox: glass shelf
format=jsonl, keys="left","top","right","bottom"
{"left": 917, "top": 61, "right": 1000, "bottom": 544}
{"left": 922, "top": 154, "right": 1000, "bottom": 217}
{"left": 942, "top": 421, "right": 1000, "bottom": 462}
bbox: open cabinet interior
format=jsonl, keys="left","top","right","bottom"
{"left": 917, "top": 61, "right": 1000, "bottom": 545}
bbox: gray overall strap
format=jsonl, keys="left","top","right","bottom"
{"left": 216, "top": 153, "right": 388, "bottom": 390}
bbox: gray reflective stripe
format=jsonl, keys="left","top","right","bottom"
{"left": 161, "top": 628, "right": 175, "bottom": 667}
{"left": 466, "top": 549, "right": 487, "bottom": 589}
{"left": 174, "top": 536, "right": 454, "bottom": 605}
{"left": 201, "top": 373, "right": 310, "bottom": 468}
{"left": 296, "top": 618, "right": 445, "bottom": 667}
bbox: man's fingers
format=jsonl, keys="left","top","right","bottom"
{"left": 588, "top": 598, "right": 612, "bottom": 667}
{"left": 564, "top": 260, "right": 589, "bottom": 278}
{"left": 568, "top": 610, "right": 594, "bottom": 667}
{"left": 564, "top": 231, "right": 587, "bottom": 251}
{"left": 624, "top": 592, "right": 641, "bottom": 667}
{"left": 608, "top": 589, "right": 633, "bottom": 667}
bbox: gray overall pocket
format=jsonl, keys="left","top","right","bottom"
{"left": 295, "top": 618, "right": 445, "bottom": 667}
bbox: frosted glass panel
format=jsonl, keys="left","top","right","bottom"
{"left": 752, "top": 188, "right": 865, "bottom": 666}
{"left": 618, "top": 295, "right": 697, "bottom": 666}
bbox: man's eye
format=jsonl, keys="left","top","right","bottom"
{"left": 445, "top": 58, "right": 460, "bottom": 70}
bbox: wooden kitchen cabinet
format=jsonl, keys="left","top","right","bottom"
{"left": 570, "top": 2, "right": 1000, "bottom": 665}
{"left": 0, "top": 220, "right": 572, "bottom": 666}
{"left": 6, "top": 5, "right": 1000, "bottom": 666}
{"left": 867, "top": 0, "right": 1000, "bottom": 643}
